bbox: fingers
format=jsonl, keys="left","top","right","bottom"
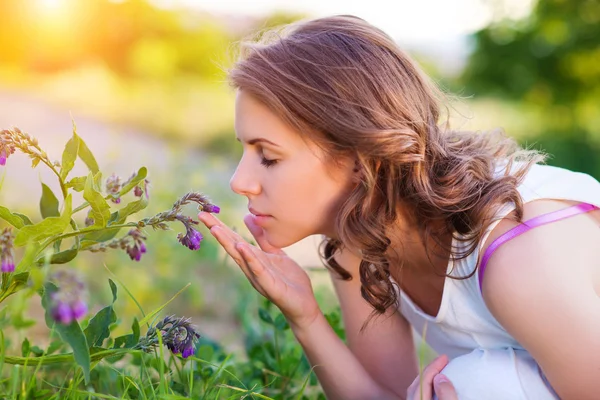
{"left": 236, "top": 242, "right": 278, "bottom": 292}
{"left": 433, "top": 374, "right": 458, "bottom": 400}
{"left": 407, "top": 354, "right": 450, "bottom": 400}
{"left": 198, "top": 211, "right": 229, "bottom": 231}
{"left": 243, "top": 213, "right": 284, "bottom": 255}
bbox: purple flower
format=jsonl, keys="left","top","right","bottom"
{"left": 126, "top": 245, "right": 143, "bottom": 261}
{"left": 0, "top": 228, "right": 15, "bottom": 272}
{"left": 177, "top": 227, "right": 203, "bottom": 250}
{"left": 49, "top": 270, "right": 88, "bottom": 325}
{"left": 157, "top": 316, "right": 200, "bottom": 359}
{"left": 125, "top": 229, "right": 147, "bottom": 261}
{"left": 105, "top": 173, "right": 122, "bottom": 204}
{"left": 202, "top": 204, "right": 220, "bottom": 214}
{"left": 134, "top": 186, "right": 143, "bottom": 197}
{"left": 1, "top": 256, "right": 14, "bottom": 273}
{"left": 181, "top": 344, "right": 195, "bottom": 358}
{"left": 52, "top": 301, "right": 74, "bottom": 324}
{"left": 0, "top": 148, "right": 6, "bottom": 166}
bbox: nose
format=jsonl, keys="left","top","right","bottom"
{"left": 229, "top": 155, "right": 261, "bottom": 196}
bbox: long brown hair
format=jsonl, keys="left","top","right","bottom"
{"left": 227, "top": 15, "right": 545, "bottom": 318}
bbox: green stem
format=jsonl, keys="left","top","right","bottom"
{"left": 72, "top": 202, "right": 90, "bottom": 215}
{"left": 39, "top": 158, "right": 67, "bottom": 199}
{"left": 2, "top": 348, "right": 132, "bottom": 366}
{"left": 36, "top": 223, "right": 138, "bottom": 257}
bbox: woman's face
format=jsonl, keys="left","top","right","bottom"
{"left": 230, "top": 90, "right": 357, "bottom": 248}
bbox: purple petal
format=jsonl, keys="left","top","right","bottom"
{"left": 140, "top": 242, "right": 147, "bottom": 253}
{"left": 203, "top": 204, "right": 220, "bottom": 214}
{"left": 52, "top": 302, "right": 74, "bottom": 325}
{"left": 1, "top": 258, "right": 14, "bottom": 273}
{"left": 181, "top": 345, "right": 195, "bottom": 358}
{"left": 71, "top": 300, "right": 88, "bottom": 320}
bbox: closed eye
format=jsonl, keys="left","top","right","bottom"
{"left": 260, "top": 156, "right": 278, "bottom": 168}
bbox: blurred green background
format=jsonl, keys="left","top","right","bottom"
{"left": 0, "top": 0, "right": 598, "bottom": 358}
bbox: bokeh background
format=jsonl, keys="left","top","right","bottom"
{"left": 0, "top": 0, "right": 598, "bottom": 356}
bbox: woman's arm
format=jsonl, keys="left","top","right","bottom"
{"left": 329, "top": 247, "right": 419, "bottom": 396}
{"left": 199, "top": 212, "right": 410, "bottom": 400}
{"left": 481, "top": 200, "right": 600, "bottom": 400}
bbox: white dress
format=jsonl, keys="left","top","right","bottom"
{"left": 396, "top": 163, "right": 600, "bottom": 399}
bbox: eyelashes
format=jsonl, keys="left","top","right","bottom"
{"left": 260, "top": 156, "right": 278, "bottom": 168}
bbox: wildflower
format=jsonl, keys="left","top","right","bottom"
{"left": 202, "top": 204, "right": 221, "bottom": 214}
{"left": 136, "top": 315, "right": 201, "bottom": 359}
{"left": 105, "top": 173, "right": 122, "bottom": 204}
{"left": 125, "top": 229, "right": 147, "bottom": 261}
{"left": 0, "top": 228, "right": 15, "bottom": 273}
{"left": 133, "top": 179, "right": 150, "bottom": 199}
{"left": 177, "top": 226, "right": 203, "bottom": 250}
{"left": 84, "top": 210, "right": 94, "bottom": 227}
{"left": 0, "top": 143, "right": 15, "bottom": 167}
{"left": 48, "top": 270, "right": 88, "bottom": 325}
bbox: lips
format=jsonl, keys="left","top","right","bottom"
{"left": 249, "top": 207, "right": 271, "bottom": 217}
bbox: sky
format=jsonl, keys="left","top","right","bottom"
{"left": 154, "top": 0, "right": 535, "bottom": 44}
{"left": 149, "top": 0, "right": 535, "bottom": 75}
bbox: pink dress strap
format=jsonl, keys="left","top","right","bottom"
{"left": 478, "top": 202, "right": 599, "bottom": 293}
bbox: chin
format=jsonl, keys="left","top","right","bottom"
{"left": 264, "top": 230, "right": 305, "bottom": 249}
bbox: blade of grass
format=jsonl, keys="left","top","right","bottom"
{"left": 138, "top": 283, "right": 191, "bottom": 327}
{"left": 103, "top": 263, "right": 146, "bottom": 323}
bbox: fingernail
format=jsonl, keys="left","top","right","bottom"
{"left": 434, "top": 374, "right": 449, "bottom": 384}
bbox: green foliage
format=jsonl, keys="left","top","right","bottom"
{"left": 41, "top": 281, "right": 91, "bottom": 384}
{"left": 461, "top": 0, "right": 600, "bottom": 178}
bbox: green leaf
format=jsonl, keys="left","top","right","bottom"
{"left": 119, "top": 167, "right": 147, "bottom": 196}
{"left": 83, "top": 173, "right": 110, "bottom": 228}
{"left": 40, "top": 183, "right": 60, "bottom": 219}
{"left": 60, "top": 133, "right": 79, "bottom": 180}
{"left": 83, "top": 305, "right": 116, "bottom": 348}
{"left": 0, "top": 206, "right": 25, "bottom": 228}
{"left": 42, "top": 282, "right": 90, "bottom": 383}
{"left": 258, "top": 308, "right": 273, "bottom": 325}
{"left": 35, "top": 248, "right": 78, "bottom": 265}
{"left": 83, "top": 280, "right": 118, "bottom": 347}
{"left": 65, "top": 176, "right": 87, "bottom": 192}
{"left": 108, "top": 279, "right": 117, "bottom": 304}
{"left": 30, "top": 345, "right": 44, "bottom": 357}
{"left": 13, "top": 213, "right": 32, "bottom": 225}
{"left": 15, "top": 243, "right": 38, "bottom": 271}
{"left": 274, "top": 314, "right": 289, "bottom": 331}
{"left": 76, "top": 133, "right": 99, "bottom": 174}
{"left": 14, "top": 195, "right": 72, "bottom": 247}
{"left": 115, "top": 185, "right": 149, "bottom": 224}
{"left": 21, "top": 338, "right": 30, "bottom": 357}
{"left": 113, "top": 317, "right": 140, "bottom": 349}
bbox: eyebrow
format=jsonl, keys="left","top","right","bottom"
{"left": 235, "top": 137, "right": 280, "bottom": 147}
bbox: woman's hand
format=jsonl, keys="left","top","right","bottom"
{"left": 406, "top": 355, "right": 457, "bottom": 400}
{"left": 198, "top": 212, "right": 321, "bottom": 331}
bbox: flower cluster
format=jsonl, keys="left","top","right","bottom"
{"left": 125, "top": 229, "right": 147, "bottom": 261}
{"left": 136, "top": 315, "right": 200, "bottom": 359}
{"left": 1, "top": 128, "right": 56, "bottom": 169}
{"left": 86, "top": 228, "right": 148, "bottom": 262}
{"left": 141, "top": 192, "right": 220, "bottom": 252}
{"left": 48, "top": 270, "right": 88, "bottom": 325}
{"left": 105, "top": 173, "right": 122, "bottom": 204}
{"left": 176, "top": 216, "right": 203, "bottom": 250}
{"left": 134, "top": 178, "right": 150, "bottom": 199}
{"left": 0, "top": 228, "right": 15, "bottom": 272}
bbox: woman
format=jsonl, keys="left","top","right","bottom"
{"left": 199, "top": 15, "right": 600, "bottom": 400}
